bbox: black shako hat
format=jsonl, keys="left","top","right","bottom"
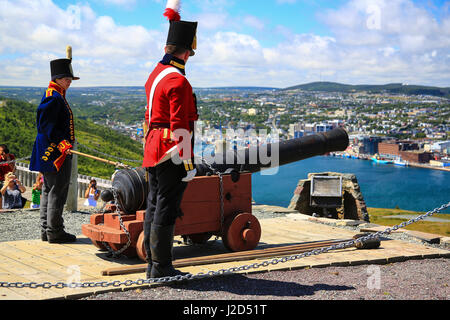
{"left": 164, "top": 1, "right": 197, "bottom": 56}
{"left": 166, "top": 20, "right": 198, "bottom": 56}
{"left": 50, "top": 58, "right": 80, "bottom": 81}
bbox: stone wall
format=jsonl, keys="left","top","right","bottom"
{"left": 288, "top": 172, "right": 370, "bottom": 222}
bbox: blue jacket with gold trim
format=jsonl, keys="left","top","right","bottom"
{"left": 30, "top": 82, "right": 75, "bottom": 173}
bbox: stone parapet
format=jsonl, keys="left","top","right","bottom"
{"left": 288, "top": 172, "right": 370, "bottom": 222}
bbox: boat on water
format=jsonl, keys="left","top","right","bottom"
{"left": 371, "top": 154, "right": 393, "bottom": 164}
{"left": 394, "top": 157, "right": 409, "bottom": 167}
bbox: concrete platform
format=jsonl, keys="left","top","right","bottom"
{"left": 0, "top": 215, "right": 448, "bottom": 300}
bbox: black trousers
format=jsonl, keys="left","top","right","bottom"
{"left": 40, "top": 155, "right": 72, "bottom": 236}
{"left": 145, "top": 160, "right": 187, "bottom": 226}
{"left": 144, "top": 160, "right": 187, "bottom": 261}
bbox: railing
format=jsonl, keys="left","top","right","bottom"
{"left": 14, "top": 162, "right": 112, "bottom": 198}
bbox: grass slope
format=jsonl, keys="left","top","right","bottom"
{"left": 368, "top": 207, "right": 450, "bottom": 236}
{"left": 0, "top": 98, "right": 143, "bottom": 179}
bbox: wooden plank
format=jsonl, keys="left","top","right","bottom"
{"left": 0, "top": 264, "right": 62, "bottom": 300}
{"left": 0, "top": 244, "right": 116, "bottom": 300}
{"left": 0, "top": 287, "right": 30, "bottom": 300}
{"left": 261, "top": 218, "right": 357, "bottom": 240}
{"left": 381, "top": 240, "right": 448, "bottom": 260}
{"left": 0, "top": 243, "right": 67, "bottom": 278}
{"left": 303, "top": 246, "right": 385, "bottom": 267}
{"left": 57, "top": 236, "right": 111, "bottom": 255}
{"left": 259, "top": 230, "right": 307, "bottom": 245}
{"left": 102, "top": 240, "right": 348, "bottom": 276}
{"left": 9, "top": 238, "right": 112, "bottom": 264}
{"left": 359, "top": 225, "right": 405, "bottom": 233}
{"left": 0, "top": 241, "right": 105, "bottom": 280}
{"left": 260, "top": 223, "right": 327, "bottom": 243}
{"left": 404, "top": 230, "right": 443, "bottom": 244}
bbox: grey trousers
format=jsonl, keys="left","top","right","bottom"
{"left": 40, "top": 156, "right": 72, "bottom": 236}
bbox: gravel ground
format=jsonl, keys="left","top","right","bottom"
{"left": 0, "top": 207, "right": 448, "bottom": 302}
{"left": 0, "top": 208, "right": 92, "bottom": 242}
{"left": 84, "top": 258, "right": 449, "bottom": 301}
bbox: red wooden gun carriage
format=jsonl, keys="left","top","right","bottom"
{"left": 82, "top": 128, "right": 349, "bottom": 261}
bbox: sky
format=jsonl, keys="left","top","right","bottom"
{"left": 0, "top": 0, "right": 449, "bottom": 88}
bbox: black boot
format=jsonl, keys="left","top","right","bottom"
{"left": 150, "top": 224, "right": 187, "bottom": 279}
{"left": 143, "top": 220, "right": 152, "bottom": 279}
{"left": 47, "top": 230, "right": 76, "bottom": 244}
{"left": 41, "top": 229, "right": 48, "bottom": 241}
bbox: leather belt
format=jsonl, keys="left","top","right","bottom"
{"left": 150, "top": 122, "right": 195, "bottom": 131}
{"left": 150, "top": 122, "right": 170, "bottom": 129}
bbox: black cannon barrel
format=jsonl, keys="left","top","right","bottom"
{"left": 195, "top": 127, "right": 349, "bottom": 176}
{"left": 102, "top": 128, "right": 349, "bottom": 213}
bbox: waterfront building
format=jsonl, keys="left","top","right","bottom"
{"left": 378, "top": 140, "right": 434, "bottom": 164}
{"left": 350, "top": 135, "right": 384, "bottom": 155}
{"left": 431, "top": 140, "right": 450, "bottom": 154}
{"left": 316, "top": 123, "right": 334, "bottom": 133}
{"left": 378, "top": 140, "right": 420, "bottom": 157}
{"left": 400, "top": 150, "right": 433, "bottom": 164}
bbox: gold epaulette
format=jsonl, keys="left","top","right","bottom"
{"left": 45, "top": 89, "right": 54, "bottom": 98}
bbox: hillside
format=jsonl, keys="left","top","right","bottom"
{"left": 0, "top": 98, "right": 143, "bottom": 179}
{"left": 284, "top": 82, "right": 450, "bottom": 98}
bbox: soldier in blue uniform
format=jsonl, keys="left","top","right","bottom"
{"left": 30, "top": 51, "right": 79, "bottom": 243}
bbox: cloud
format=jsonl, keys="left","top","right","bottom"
{"left": 195, "top": 12, "right": 229, "bottom": 30}
{"left": 100, "top": 0, "right": 138, "bottom": 9}
{"left": 102, "top": 0, "right": 136, "bottom": 4}
{"left": 319, "top": 0, "right": 448, "bottom": 53}
{"left": 309, "top": 0, "right": 450, "bottom": 85}
{"left": 243, "top": 15, "right": 265, "bottom": 31}
{"left": 0, "top": 0, "right": 448, "bottom": 88}
{"left": 196, "top": 32, "right": 265, "bottom": 67}
{"left": 0, "top": 0, "right": 165, "bottom": 86}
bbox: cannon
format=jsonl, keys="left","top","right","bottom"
{"left": 82, "top": 128, "right": 349, "bottom": 261}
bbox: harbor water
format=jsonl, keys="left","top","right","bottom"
{"left": 251, "top": 156, "right": 450, "bottom": 214}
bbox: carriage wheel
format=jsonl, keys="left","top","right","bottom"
{"left": 222, "top": 213, "right": 261, "bottom": 252}
{"left": 91, "top": 240, "right": 108, "bottom": 251}
{"left": 107, "top": 242, "right": 137, "bottom": 258}
{"left": 136, "top": 231, "right": 147, "bottom": 262}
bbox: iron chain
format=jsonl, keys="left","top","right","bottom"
{"left": 101, "top": 187, "right": 132, "bottom": 258}
{"left": 1, "top": 202, "right": 448, "bottom": 290}
{"left": 200, "top": 157, "right": 226, "bottom": 238}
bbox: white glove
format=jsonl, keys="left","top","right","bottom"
{"left": 182, "top": 168, "right": 197, "bottom": 182}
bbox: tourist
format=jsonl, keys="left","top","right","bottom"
{"left": 84, "top": 179, "right": 100, "bottom": 207}
{"left": 31, "top": 173, "right": 44, "bottom": 209}
{"left": 29, "top": 47, "right": 79, "bottom": 243}
{"left": 0, "top": 144, "right": 16, "bottom": 210}
{"left": 142, "top": 1, "right": 198, "bottom": 279}
{"left": 1, "top": 172, "right": 26, "bottom": 209}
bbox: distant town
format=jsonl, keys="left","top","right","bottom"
{"left": 1, "top": 84, "right": 449, "bottom": 170}
{"left": 97, "top": 86, "right": 449, "bottom": 170}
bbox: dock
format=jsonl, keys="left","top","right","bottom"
{"left": 0, "top": 213, "right": 448, "bottom": 300}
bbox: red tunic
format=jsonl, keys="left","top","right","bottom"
{"left": 143, "top": 63, "right": 198, "bottom": 168}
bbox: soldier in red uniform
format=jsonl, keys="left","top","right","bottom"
{"left": 142, "top": 0, "right": 198, "bottom": 279}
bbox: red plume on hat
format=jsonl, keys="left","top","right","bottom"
{"left": 164, "top": 0, "right": 181, "bottom": 21}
